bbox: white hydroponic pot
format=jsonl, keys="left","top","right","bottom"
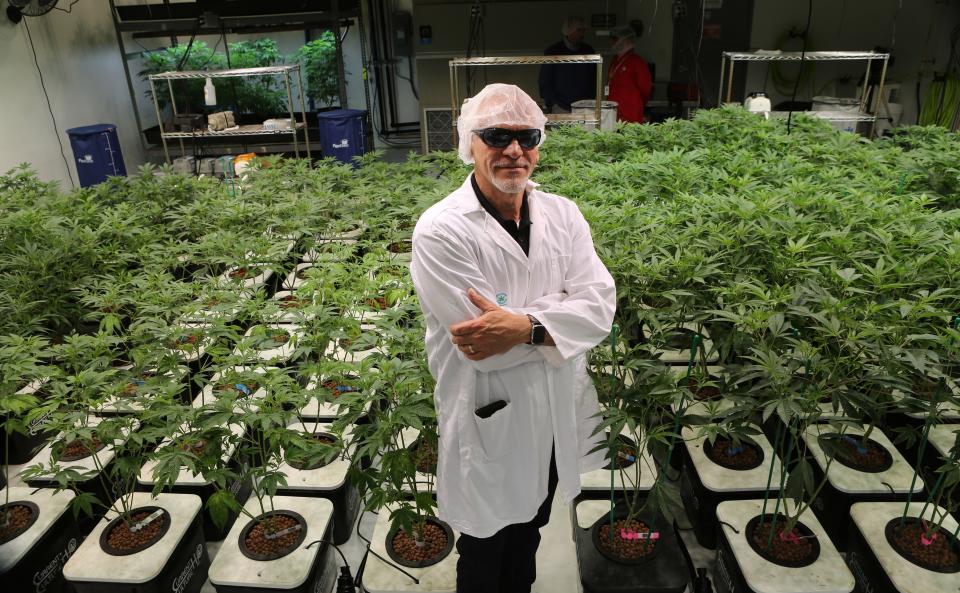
{"left": 165, "top": 322, "right": 215, "bottom": 366}
{"left": 138, "top": 422, "right": 250, "bottom": 540}
{"left": 275, "top": 420, "right": 360, "bottom": 544}
{"left": 384, "top": 239, "right": 413, "bottom": 264}
{"left": 267, "top": 290, "right": 318, "bottom": 323}
{"left": 362, "top": 505, "right": 458, "bottom": 593}
{"left": 680, "top": 425, "right": 784, "bottom": 548}
{"left": 25, "top": 415, "right": 139, "bottom": 511}
{"left": 262, "top": 231, "right": 300, "bottom": 255}
{"left": 761, "top": 400, "right": 846, "bottom": 450}
{"left": 890, "top": 380, "right": 960, "bottom": 426}
{"left": 302, "top": 238, "right": 358, "bottom": 263}
{"left": 208, "top": 495, "right": 337, "bottom": 593}
{"left": 192, "top": 366, "right": 270, "bottom": 409}
{"left": 282, "top": 263, "right": 314, "bottom": 290}
{"left": 802, "top": 424, "right": 923, "bottom": 551}
{"left": 236, "top": 323, "right": 301, "bottom": 365}
{"left": 2, "top": 379, "right": 54, "bottom": 464}
{"left": 846, "top": 501, "right": 960, "bottom": 593}
{"left": 714, "top": 499, "right": 855, "bottom": 593}
{"left": 0, "top": 486, "right": 78, "bottom": 593}
{"left": 922, "top": 424, "right": 960, "bottom": 511}
{"left": 63, "top": 492, "right": 208, "bottom": 593}
{"left": 398, "top": 427, "right": 438, "bottom": 493}
{"left": 355, "top": 276, "right": 408, "bottom": 316}
{"left": 298, "top": 374, "right": 373, "bottom": 422}
{"left": 319, "top": 221, "right": 366, "bottom": 241}
{"left": 97, "top": 365, "right": 188, "bottom": 416}
{"left": 179, "top": 292, "right": 245, "bottom": 324}
{"left": 926, "top": 423, "right": 959, "bottom": 461}
{"left": 579, "top": 426, "right": 658, "bottom": 497}
{"left": 324, "top": 323, "right": 382, "bottom": 365}
{"left": 217, "top": 265, "right": 275, "bottom": 291}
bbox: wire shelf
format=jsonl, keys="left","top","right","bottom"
{"left": 150, "top": 65, "right": 301, "bottom": 81}
{"left": 722, "top": 51, "right": 889, "bottom": 62}
{"left": 546, "top": 113, "right": 600, "bottom": 125}
{"left": 769, "top": 111, "right": 877, "bottom": 122}
{"left": 449, "top": 55, "right": 602, "bottom": 67}
{"left": 160, "top": 123, "right": 305, "bottom": 139}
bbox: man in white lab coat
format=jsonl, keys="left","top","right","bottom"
{"left": 410, "top": 83, "right": 616, "bottom": 593}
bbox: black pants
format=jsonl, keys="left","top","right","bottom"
{"left": 455, "top": 451, "right": 559, "bottom": 593}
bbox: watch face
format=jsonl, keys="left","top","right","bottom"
{"left": 532, "top": 322, "right": 546, "bottom": 345}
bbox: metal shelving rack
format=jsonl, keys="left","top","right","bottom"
{"left": 719, "top": 50, "right": 890, "bottom": 137}
{"left": 448, "top": 55, "right": 604, "bottom": 146}
{"left": 149, "top": 65, "right": 312, "bottom": 163}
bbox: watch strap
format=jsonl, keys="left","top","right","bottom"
{"left": 527, "top": 315, "right": 546, "bottom": 345}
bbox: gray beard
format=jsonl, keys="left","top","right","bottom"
{"left": 491, "top": 176, "right": 526, "bottom": 194}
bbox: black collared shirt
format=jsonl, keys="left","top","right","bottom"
{"left": 471, "top": 174, "right": 531, "bottom": 256}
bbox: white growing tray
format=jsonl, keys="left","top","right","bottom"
{"left": 802, "top": 424, "right": 923, "bottom": 495}
{"left": 208, "top": 495, "right": 333, "bottom": 589}
{"left": 63, "top": 493, "right": 202, "bottom": 585}
{"left": 716, "top": 499, "right": 855, "bottom": 593}
{"left": 0, "top": 486, "right": 75, "bottom": 574}
{"left": 276, "top": 420, "right": 353, "bottom": 491}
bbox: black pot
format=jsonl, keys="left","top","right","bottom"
{"left": 1, "top": 416, "right": 54, "bottom": 464}
{"left": 0, "top": 495, "right": 81, "bottom": 593}
{"left": 385, "top": 516, "right": 455, "bottom": 569}
{"left": 572, "top": 499, "right": 689, "bottom": 593}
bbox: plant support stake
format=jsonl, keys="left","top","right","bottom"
{"left": 609, "top": 324, "right": 619, "bottom": 545}
{"left": 666, "top": 333, "right": 702, "bottom": 473}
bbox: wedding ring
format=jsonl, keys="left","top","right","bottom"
{"left": 467, "top": 344, "right": 475, "bottom": 354}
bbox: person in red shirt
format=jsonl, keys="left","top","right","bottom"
{"left": 607, "top": 26, "right": 652, "bottom": 123}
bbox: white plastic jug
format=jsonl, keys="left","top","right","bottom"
{"left": 744, "top": 92, "right": 771, "bottom": 119}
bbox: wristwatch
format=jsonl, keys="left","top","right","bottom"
{"left": 527, "top": 315, "right": 546, "bottom": 345}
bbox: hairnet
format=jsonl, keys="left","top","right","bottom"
{"left": 457, "top": 83, "right": 547, "bottom": 164}
{"left": 610, "top": 25, "right": 636, "bottom": 41}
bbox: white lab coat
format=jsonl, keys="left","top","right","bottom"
{"left": 410, "top": 174, "right": 616, "bottom": 537}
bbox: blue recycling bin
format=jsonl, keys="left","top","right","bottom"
{"left": 317, "top": 109, "right": 368, "bottom": 164}
{"left": 66, "top": 123, "right": 127, "bottom": 187}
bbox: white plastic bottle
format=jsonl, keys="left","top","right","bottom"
{"left": 204, "top": 77, "right": 217, "bottom": 106}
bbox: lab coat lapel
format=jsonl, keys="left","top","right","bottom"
{"left": 525, "top": 185, "right": 545, "bottom": 270}
{"left": 482, "top": 216, "right": 528, "bottom": 266}
{"left": 453, "top": 174, "right": 529, "bottom": 266}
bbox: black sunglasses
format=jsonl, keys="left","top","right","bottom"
{"left": 472, "top": 127, "right": 542, "bottom": 149}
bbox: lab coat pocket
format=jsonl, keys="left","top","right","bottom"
{"left": 473, "top": 401, "right": 514, "bottom": 461}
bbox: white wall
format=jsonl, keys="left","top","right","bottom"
{"left": 0, "top": 3, "right": 143, "bottom": 189}
{"left": 746, "top": 0, "right": 960, "bottom": 126}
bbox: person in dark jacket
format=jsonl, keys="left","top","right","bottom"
{"left": 539, "top": 16, "right": 596, "bottom": 114}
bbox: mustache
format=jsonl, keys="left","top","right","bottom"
{"left": 493, "top": 161, "right": 529, "bottom": 169}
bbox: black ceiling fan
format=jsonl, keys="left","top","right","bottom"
{"left": 7, "top": 0, "right": 60, "bottom": 24}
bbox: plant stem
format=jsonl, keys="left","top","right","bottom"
{"left": 768, "top": 417, "right": 796, "bottom": 550}
{"left": 901, "top": 416, "right": 933, "bottom": 526}
{"left": 760, "top": 418, "right": 783, "bottom": 521}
